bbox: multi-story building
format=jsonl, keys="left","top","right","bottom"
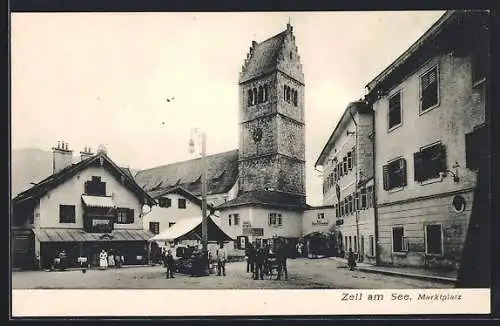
{"left": 365, "top": 10, "right": 489, "bottom": 271}
{"left": 11, "top": 143, "right": 157, "bottom": 270}
{"left": 314, "top": 101, "right": 376, "bottom": 263}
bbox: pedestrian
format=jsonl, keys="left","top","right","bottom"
{"left": 99, "top": 249, "right": 108, "bottom": 270}
{"left": 108, "top": 250, "right": 115, "bottom": 268}
{"left": 253, "top": 243, "right": 265, "bottom": 280}
{"left": 120, "top": 254, "right": 125, "bottom": 267}
{"left": 245, "top": 242, "right": 255, "bottom": 273}
{"left": 165, "top": 249, "right": 175, "bottom": 278}
{"left": 347, "top": 248, "right": 356, "bottom": 271}
{"left": 275, "top": 242, "right": 288, "bottom": 280}
{"left": 115, "top": 251, "right": 121, "bottom": 268}
{"left": 216, "top": 242, "right": 227, "bottom": 276}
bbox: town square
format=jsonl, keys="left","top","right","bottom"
{"left": 11, "top": 9, "right": 489, "bottom": 297}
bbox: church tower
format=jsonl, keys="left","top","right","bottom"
{"left": 238, "top": 23, "right": 306, "bottom": 205}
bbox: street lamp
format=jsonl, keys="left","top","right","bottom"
{"left": 189, "top": 128, "right": 209, "bottom": 276}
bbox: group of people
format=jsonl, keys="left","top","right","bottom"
{"left": 161, "top": 242, "right": 229, "bottom": 279}
{"left": 96, "top": 249, "right": 124, "bottom": 270}
{"left": 245, "top": 241, "right": 288, "bottom": 280}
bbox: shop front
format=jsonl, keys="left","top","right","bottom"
{"left": 33, "top": 228, "right": 154, "bottom": 269}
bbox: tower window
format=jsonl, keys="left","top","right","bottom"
{"left": 293, "top": 89, "right": 298, "bottom": 106}
{"left": 247, "top": 89, "right": 253, "bottom": 106}
{"left": 258, "top": 86, "right": 264, "bottom": 103}
{"left": 264, "top": 84, "right": 269, "bottom": 101}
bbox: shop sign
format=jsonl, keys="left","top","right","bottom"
{"left": 242, "top": 228, "right": 264, "bottom": 236}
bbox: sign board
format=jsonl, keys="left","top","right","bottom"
{"left": 242, "top": 221, "right": 251, "bottom": 228}
{"left": 237, "top": 236, "right": 248, "bottom": 250}
{"left": 242, "top": 228, "right": 264, "bottom": 236}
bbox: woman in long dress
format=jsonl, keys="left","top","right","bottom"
{"left": 99, "top": 250, "right": 108, "bottom": 270}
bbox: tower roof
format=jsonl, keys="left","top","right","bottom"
{"left": 239, "top": 23, "right": 300, "bottom": 84}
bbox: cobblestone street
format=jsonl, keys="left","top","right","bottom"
{"left": 12, "top": 258, "right": 453, "bottom": 289}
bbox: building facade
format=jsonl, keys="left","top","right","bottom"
{"left": 315, "top": 101, "right": 376, "bottom": 263}
{"left": 12, "top": 144, "right": 157, "bottom": 270}
{"left": 365, "top": 10, "right": 489, "bottom": 271}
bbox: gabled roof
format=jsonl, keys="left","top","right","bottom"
{"left": 134, "top": 150, "right": 239, "bottom": 198}
{"left": 239, "top": 31, "right": 287, "bottom": 84}
{"left": 315, "top": 101, "right": 373, "bottom": 167}
{"left": 216, "top": 190, "right": 310, "bottom": 211}
{"left": 155, "top": 186, "right": 202, "bottom": 207}
{"left": 13, "top": 152, "right": 156, "bottom": 206}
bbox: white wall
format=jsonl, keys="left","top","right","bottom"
{"left": 143, "top": 192, "right": 201, "bottom": 234}
{"left": 373, "top": 54, "right": 485, "bottom": 205}
{"left": 302, "top": 207, "right": 335, "bottom": 237}
{"left": 37, "top": 166, "right": 143, "bottom": 230}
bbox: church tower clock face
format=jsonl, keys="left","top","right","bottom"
{"left": 252, "top": 128, "right": 263, "bottom": 143}
{"left": 237, "top": 23, "right": 306, "bottom": 203}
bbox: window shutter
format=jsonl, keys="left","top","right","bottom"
{"left": 400, "top": 158, "right": 407, "bottom": 187}
{"left": 382, "top": 164, "right": 390, "bottom": 190}
{"left": 438, "top": 144, "right": 447, "bottom": 172}
{"left": 414, "top": 152, "right": 423, "bottom": 182}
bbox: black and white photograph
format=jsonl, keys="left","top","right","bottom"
{"left": 9, "top": 9, "right": 491, "bottom": 316}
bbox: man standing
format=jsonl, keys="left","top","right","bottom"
{"left": 165, "top": 249, "right": 175, "bottom": 279}
{"left": 216, "top": 242, "right": 227, "bottom": 276}
{"left": 276, "top": 243, "right": 288, "bottom": 280}
{"left": 253, "top": 243, "right": 265, "bottom": 280}
{"left": 245, "top": 242, "right": 255, "bottom": 273}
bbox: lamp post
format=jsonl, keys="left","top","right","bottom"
{"left": 189, "top": 128, "right": 209, "bottom": 276}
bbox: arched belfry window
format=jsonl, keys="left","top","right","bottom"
{"left": 264, "top": 84, "right": 269, "bottom": 102}
{"left": 253, "top": 88, "right": 257, "bottom": 105}
{"left": 285, "top": 86, "right": 291, "bottom": 102}
{"left": 248, "top": 89, "right": 253, "bottom": 106}
{"left": 293, "top": 89, "right": 298, "bottom": 106}
{"left": 258, "top": 86, "right": 264, "bottom": 103}
{"left": 283, "top": 85, "right": 287, "bottom": 100}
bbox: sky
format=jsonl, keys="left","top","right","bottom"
{"left": 11, "top": 11, "right": 446, "bottom": 206}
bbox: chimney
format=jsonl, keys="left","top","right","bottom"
{"left": 52, "top": 140, "right": 73, "bottom": 173}
{"left": 80, "top": 145, "right": 94, "bottom": 161}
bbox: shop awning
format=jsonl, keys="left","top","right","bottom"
{"left": 81, "top": 195, "right": 116, "bottom": 208}
{"left": 149, "top": 216, "right": 234, "bottom": 242}
{"left": 33, "top": 228, "right": 154, "bottom": 242}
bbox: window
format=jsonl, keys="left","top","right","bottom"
{"left": 158, "top": 197, "right": 171, "bottom": 208}
{"left": 343, "top": 157, "right": 348, "bottom": 175}
{"left": 258, "top": 86, "right": 264, "bottom": 103}
{"left": 228, "top": 215, "right": 232, "bottom": 226}
{"left": 338, "top": 163, "right": 343, "bottom": 178}
{"left": 388, "top": 91, "right": 402, "bottom": 129}
{"left": 293, "top": 89, "right": 298, "bottom": 106}
{"left": 348, "top": 195, "right": 353, "bottom": 215}
{"left": 59, "top": 205, "right": 75, "bottom": 223}
{"left": 465, "top": 126, "right": 487, "bottom": 170}
{"left": 169, "top": 222, "right": 176, "bottom": 228}
{"left": 414, "top": 143, "right": 447, "bottom": 182}
{"left": 149, "top": 222, "right": 160, "bottom": 235}
{"left": 264, "top": 84, "right": 269, "bottom": 102}
{"left": 247, "top": 89, "right": 253, "bottom": 106}
{"left": 425, "top": 224, "right": 443, "bottom": 255}
{"left": 383, "top": 158, "right": 407, "bottom": 190}
{"left": 392, "top": 227, "right": 408, "bottom": 252}
{"left": 420, "top": 66, "right": 439, "bottom": 112}
{"left": 233, "top": 214, "right": 240, "bottom": 226}
{"left": 84, "top": 176, "right": 106, "bottom": 196}
{"left": 367, "top": 186, "right": 373, "bottom": 208}
{"left": 317, "top": 213, "right": 325, "bottom": 220}
{"left": 344, "top": 198, "right": 348, "bottom": 216}
{"left": 178, "top": 198, "right": 187, "bottom": 209}
{"left": 269, "top": 213, "right": 281, "bottom": 226}
{"left": 347, "top": 151, "right": 353, "bottom": 170}
{"left": 471, "top": 48, "right": 488, "bottom": 85}
{"left": 360, "top": 188, "right": 367, "bottom": 209}
{"left": 117, "top": 208, "right": 134, "bottom": 224}
{"left": 369, "top": 235, "right": 375, "bottom": 257}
